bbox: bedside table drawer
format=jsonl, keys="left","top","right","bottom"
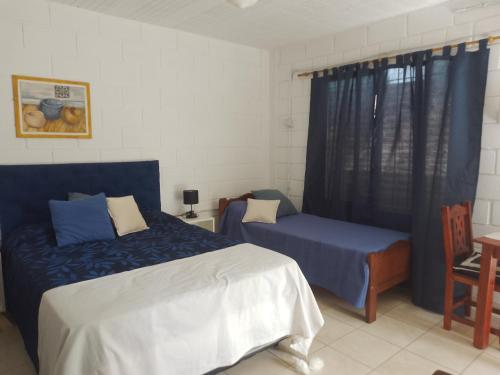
{"left": 181, "top": 216, "right": 215, "bottom": 232}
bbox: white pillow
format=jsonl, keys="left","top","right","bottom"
{"left": 242, "top": 198, "right": 280, "bottom": 224}
{"left": 106, "top": 196, "right": 149, "bottom": 236}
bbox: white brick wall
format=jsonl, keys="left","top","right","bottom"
{"left": 0, "top": 0, "right": 271, "bottom": 215}
{"left": 368, "top": 16, "right": 406, "bottom": 44}
{"left": 407, "top": 5, "right": 454, "bottom": 35}
{"left": 271, "top": 3, "right": 500, "bottom": 234}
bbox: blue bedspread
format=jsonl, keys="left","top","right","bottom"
{"left": 220, "top": 202, "right": 409, "bottom": 309}
{"left": 2, "top": 211, "right": 239, "bottom": 367}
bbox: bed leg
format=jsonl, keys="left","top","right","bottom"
{"left": 365, "top": 285, "right": 377, "bottom": 323}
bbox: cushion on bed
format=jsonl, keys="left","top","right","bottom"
{"left": 252, "top": 189, "right": 298, "bottom": 217}
{"left": 242, "top": 198, "right": 280, "bottom": 224}
{"left": 49, "top": 193, "right": 116, "bottom": 247}
{"left": 68, "top": 192, "right": 91, "bottom": 201}
{"left": 107, "top": 195, "right": 149, "bottom": 236}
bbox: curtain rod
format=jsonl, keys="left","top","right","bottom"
{"left": 296, "top": 35, "right": 500, "bottom": 79}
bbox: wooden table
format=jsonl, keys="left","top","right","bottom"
{"left": 472, "top": 236, "right": 500, "bottom": 349}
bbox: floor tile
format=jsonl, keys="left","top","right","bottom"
{"left": 0, "top": 346, "right": 32, "bottom": 374}
{"left": 313, "top": 288, "right": 357, "bottom": 311}
{"left": 312, "top": 346, "right": 371, "bottom": 375}
{"left": 406, "top": 328, "right": 482, "bottom": 373}
{"left": 313, "top": 286, "right": 410, "bottom": 318}
{"left": 375, "top": 298, "right": 404, "bottom": 316}
{"left": 373, "top": 288, "right": 409, "bottom": 315}
{"left": 428, "top": 325, "right": 481, "bottom": 347}
{"left": 0, "top": 363, "right": 37, "bottom": 375}
{"left": 321, "top": 305, "right": 366, "bottom": 328}
{"left": 0, "top": 316, "right": 37, "bottom": 375}
{"left": 308, "top": 338, "right": 326, "bottom": 353}
{"left": 311, "top": 286, "right": 335, "bottom": 303}
{"left": 373, "top": 350, "right": 456, "bottom": 375}
{"left": 0, "top": 314, "right": 12, "bottom": 331}
{"left": 385, "top": 302, "right": 442, "bottom": 330}
{"left": 437, "top": 315, "right": 500, "bottom": 350}
{"left": 225, "top": 351, "right": 296, "bottom": 375}
{"left": 360, "top": 315, "right": 425, "bottom": 347}
{"left": 315, "top": 313, "right": 356, "bottom": 345}
{"left": 485, "top": 337, "right": 500, "bottom": 359}
{"left": 330, "top": 330, "right": 400, "bottom": 368}
{"left": 313, "top": 287, "right": 366, "bottom": 322}
{"left": 463, "top": 352, "right": 500, "bottom": 375}
{"left": 439, "top": 320, "right": 478, "bottom": 343}
{"left": 268, "top": 337, "right": 326, "bottom": 365}
{"left": 0, "top": 325, "right": 24, "bottom": 352}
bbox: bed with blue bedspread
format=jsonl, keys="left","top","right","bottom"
{"left": 3, "top": 210, "right": 238, "bottom": 366}
{"left": 219, "top": 196, "right": 412, "bottom": 323}
{"left": 0, "top": 161, "right": 324, "bottom": 375}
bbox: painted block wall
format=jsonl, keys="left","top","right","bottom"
{"left": 0, "top": 0, "right": 271, "bottom": 215}
{"left": 271, "top": 3, "right": 500, "bottom": 237}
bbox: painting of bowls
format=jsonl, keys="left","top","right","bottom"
{"left": 39, "top": 98, "right": 64, "bottom": 120}
{"left": 12, "top": 76, "right": 92, "bottom": 139}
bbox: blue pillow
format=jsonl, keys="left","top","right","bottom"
{"left": 49, "top": 193, "right": 116, "bottom": 247}
{"left": 251, "top": 189, "right": 298, "bottom": 217}
{"left": 68, "top": 192, "right": 91, "bottom": 201}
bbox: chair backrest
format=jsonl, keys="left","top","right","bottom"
{"left": 441, "top": 201, "right": 474, "bottom": 271}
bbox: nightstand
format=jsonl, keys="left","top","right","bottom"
{"left": 180, "top": 214, "right": 216, "bottom": 232}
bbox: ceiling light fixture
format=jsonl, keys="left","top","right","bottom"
{"left": 227, "top": 0, "right": 259, "bottom": 9}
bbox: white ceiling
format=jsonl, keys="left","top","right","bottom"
{"left": 50, "top": 0, "right": 449, "bottom": 48}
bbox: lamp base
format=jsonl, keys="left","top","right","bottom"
{"left": 185, "top": 210, "right": 198, "bottom": 219}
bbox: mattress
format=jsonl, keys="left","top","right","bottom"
{"left": 220, "top": 201, "right": 410, "bottom": 308}
{"left": 2, "top": 210, "right": 239, "bottom": 367}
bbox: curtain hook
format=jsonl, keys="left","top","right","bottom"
{"left": 404, "top": 53, "right": 412, "bottom": 65}
{"left": 331, "top": 67, "right": 338, "bottom": 79}
{"left": 456, "top": 43, "right": 466, "bottom": 55}
{"left": 425, "top": 49, "right": 433, "bottom": 61}
{"left": 479, "top": 38, "right": 488, "bottom": 50}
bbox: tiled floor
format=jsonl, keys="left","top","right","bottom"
{"left": 1, "top": 287, "right": 499, "bottom": 375}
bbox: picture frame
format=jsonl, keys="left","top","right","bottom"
{"left": 12, "top": 75, "right": 92, "bottom": 139}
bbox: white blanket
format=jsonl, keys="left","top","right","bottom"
{"left": 38, "top": 244, "right": 324, "bottom": 375}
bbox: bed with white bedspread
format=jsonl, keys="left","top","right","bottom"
{"left": 38, "top": 244, "right": 324, "bottom": 375}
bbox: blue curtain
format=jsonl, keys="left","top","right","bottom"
{"left": 303, "top": 40, "right": 490, "bottom": 312}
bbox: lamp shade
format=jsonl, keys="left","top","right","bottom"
{"left": 183, "top": 190, "right": 199, "bottom": 205}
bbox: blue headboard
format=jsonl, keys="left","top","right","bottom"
{"left": 0, "top": 160, "right": 161, "bottom": 244}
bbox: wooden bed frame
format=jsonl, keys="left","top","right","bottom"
{"left": 219, "top": 194, "right": 411, "bottom": 323}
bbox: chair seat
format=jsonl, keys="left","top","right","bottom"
{"left": 453, "top": 251, "right": 500, "bottom": 283}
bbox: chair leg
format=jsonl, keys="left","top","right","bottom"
{"left": 464, "top": 285, "right": 472, "bottom": 317}
{"left": 443, "top": 275, "right": 454, "bottom": 330}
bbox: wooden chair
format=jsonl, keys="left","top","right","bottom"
{"left": 441, "top": 201, "right": 500, "bottom": 339}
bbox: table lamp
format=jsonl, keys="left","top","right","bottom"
{"left": 183, "top": 190, "right": 199, "bottom": 218}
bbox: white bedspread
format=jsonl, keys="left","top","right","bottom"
{"left": 38, "top": 244, "right": 324, "bottom": 375}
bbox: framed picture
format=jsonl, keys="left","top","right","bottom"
{"left": 12, "top": 75, "right": 92, "bottom": 139}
